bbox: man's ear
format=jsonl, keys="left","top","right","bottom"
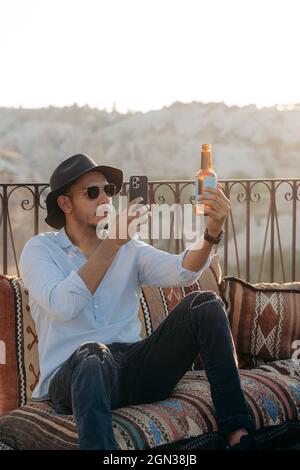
{"left": 57, "top": 194, "right": 72, "bottom": 215}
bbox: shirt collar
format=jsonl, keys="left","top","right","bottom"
{"left": 56, "top": 226, "right": 140, "bottom": 251}
{"left": 56, "top": 227, "right": 73, "bottom": 249}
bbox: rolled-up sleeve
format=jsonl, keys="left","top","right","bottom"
{"left": 136, "top": 240, "right": 210, "bottom": 287}
{"left": 177, "top": 248, "right": 210, "bottom": 285}
{"left": 19, "top": 239, "right": 92, "bottom": 323}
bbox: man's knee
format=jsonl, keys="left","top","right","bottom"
{"left": 71, "top": 342, "right": 112, "bottom": 367}
{"left": 173, "top": 290, "right": 221, "bottom": 317}
{"left": 188, "top": 290, "right": 227, "bottom": 322}
{"left": 188, "top": 290, "right": 221, "bottom": 308}
{"left": 70, "top": 342, "right": 116, "bottom": 392}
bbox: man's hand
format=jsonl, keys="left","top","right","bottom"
{"left": 198, "top": 182, "right": 230, "bottom": 237}
{"left": 97, "top": 197, "right": 150, "bottom": 247}
{"left": 81, "top": 197, "right": 150, "bottom": 294}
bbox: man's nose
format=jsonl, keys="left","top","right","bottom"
{"left": 97, "top": 190, "right": 111, "bottom": 204}
{"left": 101, "top": 192, "right": 110, "bottom": 202}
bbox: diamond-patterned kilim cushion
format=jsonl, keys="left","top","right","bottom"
{"left": 221, "top": 277, "right": 300, "bottom": 368}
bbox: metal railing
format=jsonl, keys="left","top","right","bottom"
{"left": 0, "top": 179, "right": 299, "bottom": 282}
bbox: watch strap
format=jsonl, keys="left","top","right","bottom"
{"left": 204, "top": 227, "right": 224, "bottom": 244}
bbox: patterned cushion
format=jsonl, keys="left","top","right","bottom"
{"left": 0, "top": 254, "right": 222, "bottom": 416}
{"left": 0, "top": 359, "right": 299, "bottom": 450}
{"left": 138, "top": 254, "right": 222, "bottom": 370}
{"left": 0, "top": 442, "right": 14, "bottom": 450}
{"left": 138, "top": 253, "right": 222, "bottom": 338}
{"left": 0, "top": 275, "right": 19, "bottom": 417}
{"left": 221, "top": 277, "right": 300, "bottom": 368}
{"left": 0, "top": 275, "right": 39, "bottom": 416}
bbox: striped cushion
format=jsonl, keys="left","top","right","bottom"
{"left": 0, "top": 275, "right": 39, "bottom": 416}
{"left": 0, "top": 359, "right": 299, "bottom": 450}
{"left": 0, "top": 275, "right": 19, "bottom": 417}
{"left": 221, "top": 277, "right": 300, "bottom": 368}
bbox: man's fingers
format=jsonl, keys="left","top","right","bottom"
{"left": 199, "top": 193, "right": 230, "bottom": 209}
{"left": 198, "top": 195, "right": 230, "bottom": 211}
{"left": 203, "top": 206, "right": 227, "bottom": 220}
{"left": 127, "top": 202, "right": 149, "bottom": 222}
{"left": 129, "top": 196, "right": 144, "bottom": 206}
{"left": 202, "top": 186, "right": 230, "bottom": 204}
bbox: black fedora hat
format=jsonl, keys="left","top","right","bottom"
{"left": 45, "top": 153, "right": 123, "bottom": 229}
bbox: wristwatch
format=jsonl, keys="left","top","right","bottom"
{"left": 204, "top": 227, "right": 224, "bottom": 245}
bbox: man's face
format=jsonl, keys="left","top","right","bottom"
{"left": 62, "top": 170, "right": 113, "bottom": 230}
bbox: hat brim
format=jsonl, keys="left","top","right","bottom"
{"left": 45, "top": 165, "right": 123, "bottom": 229}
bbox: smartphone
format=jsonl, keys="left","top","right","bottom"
{"left": 128, "top": 176, "right": 149, "bottom": 205}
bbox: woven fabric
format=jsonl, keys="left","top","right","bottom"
{"left": 0, "top": 275, "right": 40, "bottom": 417}
{"left": 0, "top": 359, "right": 299, "bottom": 450}
{"left": 0, "top": 275, "right": 19, "bottom": 416}
{"left": 221, "top": 277, "right": 300, "bottom": 368}
{"left": 0, "top": 442, "right": 14, "bottom": 450}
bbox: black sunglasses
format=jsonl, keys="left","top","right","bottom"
{"left": 66, "top": 183, "right": 117, "bottom": 199}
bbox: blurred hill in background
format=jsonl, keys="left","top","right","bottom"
{"left": 1, "top": 101, "right": 299, "bottom": 183}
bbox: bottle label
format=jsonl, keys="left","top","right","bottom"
{"left": 195, "top": 176, "right": 217, "bottom": 197}
{"left": 203, "top": 176, "right": 217, "bottom": 195}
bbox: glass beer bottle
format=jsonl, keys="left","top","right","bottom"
{"left": 194, "top": 144, "right": 217, "bottom": 215}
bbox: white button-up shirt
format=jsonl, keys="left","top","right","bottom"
{"left": 19, "top": 228, "right": 208, "bottom": 399}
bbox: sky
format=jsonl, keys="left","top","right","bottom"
{"left": 1, "top": 0, "right": 300, "bottom": 112}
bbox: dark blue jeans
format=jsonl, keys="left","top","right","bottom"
{"left": 48, "top": 291, "right": 253, "bottom": 450}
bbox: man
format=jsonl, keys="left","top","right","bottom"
{"left": 20, "top": 153, "right": 255, "bottom": 450}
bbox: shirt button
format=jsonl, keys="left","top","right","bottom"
{"left": 94, "top": 304, "right": 99, "bottom": 308}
